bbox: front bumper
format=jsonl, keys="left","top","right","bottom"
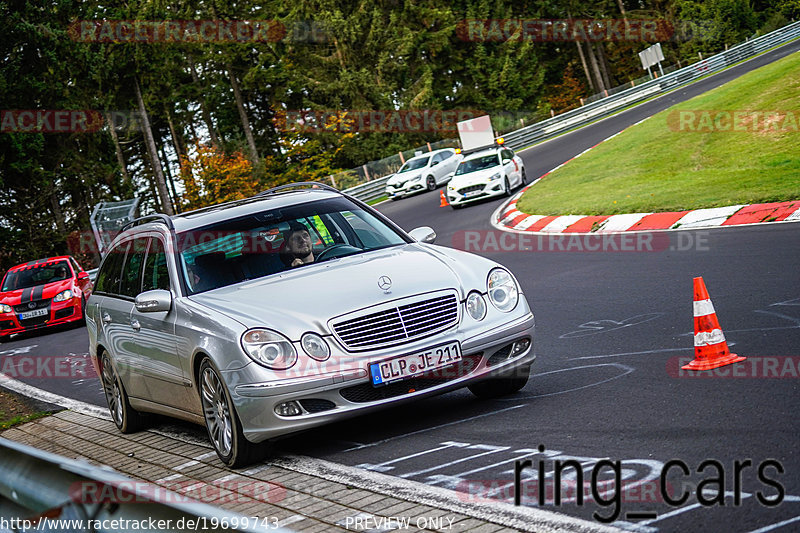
{"left": 385, "top": 179, "right": 425, "bottom": 198}
{"left": 447, "top": 179, "right": 505, "bottom": 206}
{"left": 230, "top": 309, "right": 535, "bottom": 443}
{"left": 0, "top": 296, "right": 83, "bottom": 336}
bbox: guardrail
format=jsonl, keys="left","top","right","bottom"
{"left": 0, "top": 438, "right": 294, "bottom": 533}
{"left": 342, "top": 20, "right": 800, "bottom": 202}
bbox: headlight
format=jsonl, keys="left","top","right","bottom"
{"left": 54, "top": 290, "right": 73, "bottom": 302}
{"left": 466, "top": 292, "right": 487, "bottom": 320}
{"left": 301, "top": 332, "right": 330, "bottom": 361}
{"left": 241, "top": 329, "right": 297, "bottom": 370}
{"left": 0, "top": 304, "right": 12, "bottom": 313}
{"left": 487, "top": 268, "right": 519, "bottom": 312}
{"left": 490, "top": 172, "right": 502, "bottom": 181}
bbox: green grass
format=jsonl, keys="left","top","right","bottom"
{"left": 516, "top": 51, "right": 800, "bottom": 216}
{"left": 0, "top": 411, "right": 50, "bottom": 430}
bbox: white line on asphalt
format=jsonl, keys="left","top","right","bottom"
{"left": 341, "top": 404, "right": 528, "bottom": 452}
{"left": 399, "top": 444, "right": 510, "bottom": 479}
{"left": 498, "top": 363, "right": 634, "bottom": 400}
{"left": 0, "top": 372, "right": 110, "bottom": 419}
{"left": 356, "top": 442, "right": 470, "bottom": 471}
{"left": 747, "top": 515, "right": 800, "bottom": 533}
{"left": 569, "top": 348, "right": 689, "bottom": 360}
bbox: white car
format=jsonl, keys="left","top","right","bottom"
{"left": 385, "top": 148, "right": 462, "bottom": 200}
{"left": 446, "top": 145, "right": 527, "bottom": 209}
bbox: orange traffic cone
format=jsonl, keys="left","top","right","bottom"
{"left": 682, "top": 277, "right": 746, "bottom": 371}
{"left": 439, "top": 190, "right": 449, "bottom": 207}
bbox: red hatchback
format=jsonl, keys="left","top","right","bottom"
{"left": 0, "top": 256, "right": 93, "bottom": 340}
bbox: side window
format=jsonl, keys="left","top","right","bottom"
{"left": 431, "top": 153, "right": 443, "bottom": 164}
{"left": 502, "top": 149, "right": 514, "bottom": 161}
{"left": 142, "top": 238, "right": 171, "bottom": 292}
{"left": 95, "top": 242, "right": 129, "bottom": 295}
{"left": 440, "top": 151, "right": 453, "bottom": 161}
{"left": 119, "top": 237, "right": 149, "bottom": 298}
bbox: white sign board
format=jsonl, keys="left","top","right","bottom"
{"left": 639, "top": 43, "right": 664, "bottom": 70}
{"left": 457, "top": 115, "right": 494, "bottom": 152}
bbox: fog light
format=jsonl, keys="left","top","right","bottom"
{"left": 274, "top": 401, "right": 303, "bottom": 417}
{"left": 511, "top": 338, "right": 531, "bottom": 356}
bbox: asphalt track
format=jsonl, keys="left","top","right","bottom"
{"left": 2, "top": 40, "right": 799, "bottom": 533}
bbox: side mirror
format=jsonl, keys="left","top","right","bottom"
{"left": 77, "top": 272, "right": 90, "bottom": 280}
{"left": 431, "top": 160, "right": 440, "bottom": 166}
{"left": 409, "top": 226, "right": 436, "bottom": 244}
{"left": 135, "top": 289, "right": 172, "bottom": 313}
{"left": 502, "top": 158, "right": 511, "bottom": 165}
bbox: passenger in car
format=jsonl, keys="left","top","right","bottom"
{"left": 280, "top": 222, "right": 315, "bottom": 267}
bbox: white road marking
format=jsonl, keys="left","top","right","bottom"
{"left": 357, "top": 442, "right": 470, "bottom": 472}
{"left": 569, "top": 348, "right": 689, "bottom": 360}
{"left": 498, "top": 363, "right": 635, "bottom": 400}
{"left": 399, "top": 444, "right": 510, "bottom": 479}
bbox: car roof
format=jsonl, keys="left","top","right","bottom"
{"left": 124, "top": 189, "right": 345, "bottom": 236}
{"left": 460, "top": 147, "right": 502, "bottom": 161}
{"left": 8, "top": 256, "right": 72, "bottom": 272}
{"left": 405, "top": 148, "right": 454, "bottom": 162}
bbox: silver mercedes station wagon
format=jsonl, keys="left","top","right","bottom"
{"left": 87, "top": 183, "right": 535, "bottom": 466}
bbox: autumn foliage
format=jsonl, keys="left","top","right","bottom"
{"left": 544, "top": 65, "right": 587, "bottom": 114}
{"left": 180, "top": 143, "right": 257, "bottom": 210}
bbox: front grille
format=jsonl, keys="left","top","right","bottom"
{"left": 13, "top": 299, "right": 49, "bottom": 313}
{"left": 332, "top": 292, "right": 459, "bottom": 351}
{"left": 339, "top": 353, "right": 483, "bottom": 403}
{"left": 299, "top": 399, "right": 336, "bottom": 413}
{"left": 392, "top": 181, "right": 406, "bottom": 189}
{"left": 457, "top": 185, "right": 485, "bottom": 195}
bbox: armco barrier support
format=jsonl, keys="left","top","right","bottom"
{"left": 342, "top": 21, "right": 800, "bottom": 203}
{"left": 0, "top": 438, "right": 292, "bottom": 533}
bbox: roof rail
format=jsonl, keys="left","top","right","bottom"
{"left": 120, "top": 213, "right": 175, "bottom": 233}
{"left": 255, "top": 181, "right": 339, "bottom": 197}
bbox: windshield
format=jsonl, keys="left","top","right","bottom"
{"left": 397, "top": 157, "right": 430, "bottom": 173}
{"left": 178, "top": 197, "right": 408, "bottom": 294}
{"left": 1, "top": 261, "right": 71, "bottom": 291}
{"left": 455, "top": 154, "right": 500, "bottom": 175}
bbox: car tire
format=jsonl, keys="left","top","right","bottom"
{"left": 451, "top": 203, "right": 463, "bottom": 210}
{"left": 101, "top": 352, "right": 145, "bottom": 433}
{"left": 199, "top": 358, "right": 266, "bottom": 468}
{"left": 390, "top": 196, "right": 400, "bottom": 201}
{"left": 80, "top": 295, "right": 87, "bottom": 322}
{"left": 503, "top": 177, "right": 511, "bottom": 197}
{"left": 0, "top": 334, "right": 8, "bottom": 343}
{"left": 426, "top": 176, "right": 436, "bottom": 191}
{"left": 520, "top": 168, "right": 527, "bottom": 185}
{"left": 468, "top": 366, "right": 530, "bottom": 399}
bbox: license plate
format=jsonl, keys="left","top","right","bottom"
{"left": 370, "top": 341, "right": 461, "bottom": 387}
{"left": 464, "top": 190, "right": 483, "bottom": 198}
{"left": 19, "top": 308, "right": 48, "bottom": 320}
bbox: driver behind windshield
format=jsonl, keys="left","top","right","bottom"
{"left": 280, "top": 221, "right": 314, "bottom": 268}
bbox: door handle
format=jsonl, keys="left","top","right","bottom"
{"left": 130, "top": 318, "right": 141, "bottom": 332}
{"left": 102, "top": 313, "right": 112, "bottom": 324}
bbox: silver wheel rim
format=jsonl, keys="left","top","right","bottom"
{"left": 101, "top": 357, "right": 123, "bottom": 426}
{"left": 201, "top": 366, "right": 233, "bottom": 457}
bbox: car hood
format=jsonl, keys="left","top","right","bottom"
{"left": 449, "top": 166, "right": 501, "bottom": 188}
{"left": 386, "top": 172, "right": 420, "bottom": 185}
{"left": 0, "top": 279, "right": 73, "bottom": 305}
{"left": 188, "top": 243, "right": 497, "bottom": 339}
